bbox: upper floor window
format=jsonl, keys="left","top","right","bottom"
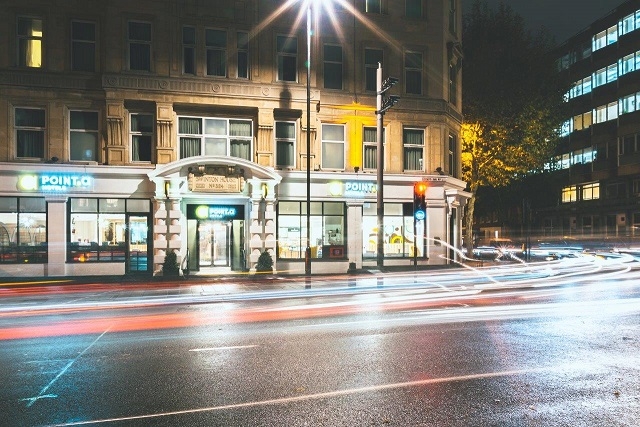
{"left": 403, "top": 127, "right": 424, "bottom": 171}
{"left": 582, "top": 182, "right": 600, "bottom": 201}
{"left": 206, "top": 29, "right": 227, "bottom": 77}
{"left": 17, "top": 17, "right": 43, "bottom": 68}
{"left": 561, "top": 185, "right": 577, "bottom": 203}
{"left": 323, "top": 44, "right": 343, "bottom": 89}
{"left": 448, "top": 133, "right": 457, "bottom": 177}
{"left": 15, "top": 107, "right": 45, "bottom": 159}
{"left": 406, "top": 0, "right": 422, "bottom": 18}
{"left": 365, "top": 48, "right": 383, "bottom": 92}
{"left": 130, "top": 113, "right": 153, "bottom": 162}
{"left": 363, "top": 126, "right": 384, "bottom": 170}
{"left": 321, "top": 124, "right": 345, "bottom": 170}
{"left": 128, "top": 21, "right": 151, "bottom": 71}
{"left": 405, "top": 51, "right": 422, "bottom": 95}
{"left": 275, "top": 121, "right": 296, "bottom": 168}
{"left": 366, "top": 0, "right": 381, "bottom": 14}
{"left": 70, "top": 111, "right": 98, "bottom": 162}
{"left": 277, "top": 35, "right": 297, "bottom": 82}
{"left": 71, "top": 21, "right": 96, "bottom": 72}
{"left": 449, "top": 0, "right": 457, "bottom": 34}
{"left": 183, "top": 26, "right": 196, "bottom": 75}
{"left": 237, "top": 31, "right": 249, "bottom": 79}
{"left": 178, "top": 117, "right": 252, "bottom": 160}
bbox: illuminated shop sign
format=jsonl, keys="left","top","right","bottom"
{"left": 187, "top": 204, "right": 245, "bottom": 221}
{"left": 18, "top": 173, "right": 93, "bottom": 192}
{"left": 328, "top": 181, "right": 377, "bottom": 197}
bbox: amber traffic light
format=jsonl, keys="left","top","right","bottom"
{"left": 413, "top": 182, "right": 428, "bottom": 220}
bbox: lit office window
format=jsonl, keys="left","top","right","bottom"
{"left": 582, "top": 182, "right": 600, "bottom": 201}
{"left": 562, "top": 186, "right": 577, "bottom": 203}
{"left": 70, "top": 111, "right": 98, "bottom": 162}
{"left": 17, "top": 17, "right": 43, "bottom": 68}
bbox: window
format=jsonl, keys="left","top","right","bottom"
{"left": 277, "top": 35, "right": 297, "bottom": 82}
{"left": 594, "top": 67, "right": 607, "bottom": 88}
{"left": 449, "top": 0, "right": 457, "bottom": 33}
{"left": 15, "top": 107, "right": 45, "bottom": 159}
{"left": 128, "top": 21, "right": 151, "bottom": 71}
{"left": 183, "top": 26, "right": 196, "bottom": 75}
{"left": 403, "top": 127, "right": 424, "bottom": 171}
{"left": 621, "top": 53, "right": 635, "bottom": 75}
{"left": 607, "top": 63, "right": 617, "bottom": 83}
{"left": 70, "top": 111, "right": 98, "bottom": 162}
{"left": 449, "top": 63, "right": 458, "bottom": 104}
{"left": 71, "top": 21, "right": 96, "bottom": 72}
{"left": 275, "top": 121, "right": 295, "bottom": 168}
{"left": 593, "top": 30, "right": 606, "bottom": 51}
{"left": 323, "top": 44, "right": 343, "bottom": 89}
{"left": 277, "top": 201, "right": 345, "bottom": 260}
{"left": 362, "top": 202, "right": 425, "bottom": 258}
{"left": 405, "top": 51, "right": 422, "bottom": 95}
{"left": 406, "top": 0, "right": 422, "bottom": 18}
{"left": 363, "top": 126, "right": 383, "bottom": 170}
{"left": 621, "top": 13, "right": 636, "bottom": 35}
{"left": 206, "top": 28, "right": 227, "bottom": 76}
{"left": 366, "top": 0, "right": 381, "bottom": 14}
{"left": 321, "top": 124, "right": 345, "bottom": 170}
{"left": 582, "top": 182, "right": 600, "bottom": 201}
{"left": 562, "top": 185, "right": 577, "bottom": 203}
{"left": 0, "top": 197, "right": 47, "bottom": 264}
{"left": 607, "top": 25, "right": 618, "bottom": 45}
{"left": 68, "top": 198, "right": 150, "bottom": 263}
{"left": 620, "top": 93, "right": 638, "bottom": 115}
{"left": 237, "top": 31, "right": 249, "bottom": 79}
{"left": 17, "top": 17, "right": 43, "bottom": 68}
{"left": 178, "top": 116, "right": 252, "bottom": 160}
{"left": 130, "top": 113, "right": 153, "bottom": 162}
{"left": 365, "top": 48, "right": 383, "bottom": 91}
{"left": 449, "top": 133, "right": 458, "bottom": 177}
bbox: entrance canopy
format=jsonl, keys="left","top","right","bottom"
{"left": 148, "top": 156, "right": 282, "bottom": 183}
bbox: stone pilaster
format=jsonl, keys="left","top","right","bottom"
{"left": 106, "top": 101, "right": 125, "bottom": 165}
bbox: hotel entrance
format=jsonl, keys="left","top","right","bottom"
{"left": 198, "top": 220, "right": 230, "bottom": 267}
{"left": 186, "top": 204, "right": 246, "bottom": 273}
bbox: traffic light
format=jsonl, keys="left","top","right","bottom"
{"left": 413, "top": 181, "right": 428, "bottom": 220}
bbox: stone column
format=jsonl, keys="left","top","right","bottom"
{"left": 152, "top": 177, "right": 183, "bottom": 275}
{"left": 247, "top": 178, "right": 278, "bottom": 272}
{"left": 45, "top": 195, "right": 68, "bottom": 276}
{"left": 106, "top": 101, "right": 126, "bottom": 165}
{"left": 156, "top": 103, "right": 174, "bottom": 164}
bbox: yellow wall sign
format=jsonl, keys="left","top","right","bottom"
{"left": 188, "top": 175, "right": 243, "bottom": 193}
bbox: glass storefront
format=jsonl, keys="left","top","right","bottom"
{"left": 0, "top": 197, "right": 47, "bottom": 263}
{"left": 362, "top": 202, "right": 425, "bottom": 258}
{"left": 277, "top": 201, "right": 346, "bottom": 259}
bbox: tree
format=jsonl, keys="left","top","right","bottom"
{"left": 255, "top": 250, "right": 274, "bottom": 273}
{"left": 461, "top": 1, "right": 568, "bottom": 254}
{"left": 162, "top": 250, "right": 180, "bottom": 276}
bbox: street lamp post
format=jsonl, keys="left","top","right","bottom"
{"left": 305, "top": 1, "right": 312, "bottom": 276}
{"left": 375, "top": 63, "right": 399, "bottom": 269}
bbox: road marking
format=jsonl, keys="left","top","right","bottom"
{"left": 49, "top": 367, "right": 555, "bottom": 426}
{"left": 20, "top": 328, "right": 110, "bottom": 408}
{"left": 189, "top": 345, "right": 258, "bottom": 352}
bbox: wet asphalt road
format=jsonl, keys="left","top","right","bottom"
{"left": 1, "top": 258, "right": 639, "bottom": 426}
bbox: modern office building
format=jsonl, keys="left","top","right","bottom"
{"left": 540, "top": 0, "right": 640, "bottom": 243}
{"left": 0, "top": 0, "right": 468, "bottom": 278}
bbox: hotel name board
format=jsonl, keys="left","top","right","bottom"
{"left": 188, "top": 175, "right": 243, "bottom": 193}
{"left": 329, "top": 181, "right": 377, "bottom": 197}
{"left": 18, "top": 173, "right": 94, "bottom": 192}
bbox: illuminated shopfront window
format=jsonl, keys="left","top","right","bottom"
{"left": 277, "top": 201, "right": 345, "bottom": 260}
{"left": 362, "top": 202, "right": 425, "bottom": 258}
{"left": 0, "top": 197, "right": 47, "bottom": 263}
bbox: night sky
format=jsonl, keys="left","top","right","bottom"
{"left": 461, "top": 0, "right": 630, "bottom": 43}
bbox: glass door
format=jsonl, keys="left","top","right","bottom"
{"left": 199, "top": 221, "right": 231, "bottom": 267}
{"left": 127, "top": 215, "right": 149, "bottom": 273}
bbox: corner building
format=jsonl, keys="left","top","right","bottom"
{"left": 0, "top": 0, "right": 468, "bottom": 277}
